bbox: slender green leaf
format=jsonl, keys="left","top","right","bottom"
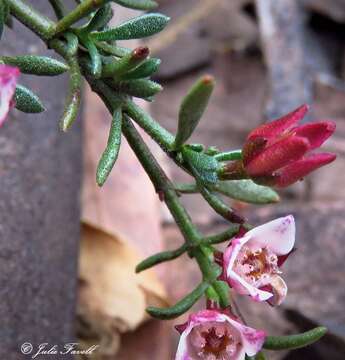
{"left": 112, "top": 0, "right": 158, "bottom": 10}
{"left": 91, "top": 13, "right": 170, "bottom": 41}
{"left": 107, "top": 79, "right": 162, "bottom": 98}
{"left": 119, "top": 58, "right": 161, "bottom": 80}
{"left": 182, "top": 147, "right": 219, "bottom": 185}
{"left": 60, "top": 58, "right": 81, "bottom": 131}
{"left": 14, "top": 85, "right": 45, "bottom": 113}
{"left": 96, "top": 108, "right": 122, "bottom": 186}
{"left": 79, "top": 35, "right": 102, "bottom": 78}
{"left": 136, "top": 243, "right": 188, "bottom": 273}
{"left": 174, "top": 76, "right": 215, "bottom": 149}
{"left": 84, "top": 4, "right": 113, "bottom": 32}
{"left": 264, "top": 327, "right": 327, "bottom": 350}
{"left": 102, "top": 46, "right": 149, "bottom": 77}
{"left": 0, "top": 55, "right": 68, "bottom": 76}
{"left": 147, "top": 282, "right": 209, "bottom": 320}
{"left": 214, "top": 180, "right": 280, "bottom": 204}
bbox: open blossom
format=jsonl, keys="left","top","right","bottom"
{"left": 221, "top": 104, "right": 336, "bottom": 187}
{"left": 175, "top": 309, "right": 265, "bottom": 360}
{"left": 0, "top": 64, "right": 20, "bottom": 127}
{"left": 223, "top": 215, "right": 295, "bottom": 306}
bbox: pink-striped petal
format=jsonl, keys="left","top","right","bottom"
{"left": 245, "top": 136, "right": 310, "bottom": 176}
{"left": 247, "top": 104, "right": 309, "bottom": 141}
{"left": 246, "top": 215, "right": 295, "bottom": 255}
{"left": 275, "top": 153, "right": 337, "bottom": 187}
{"left": 0, "top": 65, "right": 20, "bottom": 127}
{"left": 175, "top": 310, "right": 265, "bottom": 360}
{"left": 293, "top": 121, "right": 336, "bottom": 150}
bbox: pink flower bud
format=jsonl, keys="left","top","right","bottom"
{"left": 175, "top": 309, "right": 266, "bottom": 360}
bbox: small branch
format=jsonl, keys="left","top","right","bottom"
{"left": 123, "top": 99, "right": 175, "bottom": 151}
{"left": 203, "top": 225, "right": 240, "bottom": 245}
{"left": 54, "top": 0, "right": 109, "bottom": 35}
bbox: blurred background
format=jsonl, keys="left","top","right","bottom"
{"left": 0, "top": 1, "right": 344, "bottom": 359}
{"left": 78, "top": 1, "right": 345, "bottom": 359}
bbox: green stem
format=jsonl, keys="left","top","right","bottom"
{"left": 54, "top": 0, "right": 110, "bottom": 35}
{"left": 203, "top": 225, "right": 240, "bottom": 245}
{"left": 214, "top": 150, "right": 242, "bottom": 162}
{"left": 123, "top": 99, "right": 175, "bottom": 151}
{"left": 198, "top": 184, "right": 244, "bottom": 224}
{"left": 7, "top": 0, "right": 55, "bottom": 40}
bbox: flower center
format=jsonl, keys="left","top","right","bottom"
{"left": 189, "top": 322, "right": 241, "bottom": 359}
{"left": 234, "top": 246, "right": 280, "bottom": 286}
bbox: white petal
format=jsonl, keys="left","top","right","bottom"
{"left": 267, "top": 275, "right": 288, "bottom": 306}
{"left": 228, "top": 270, "right": 273, "bottom": 302}
{"left": 246, "top": 215, "right": 295, "bottom": 255}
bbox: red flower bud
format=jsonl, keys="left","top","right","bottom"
{"left": 224, "top": 104, "right": 336, "bottom": 187}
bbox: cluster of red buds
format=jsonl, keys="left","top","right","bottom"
{"left": 220, "top": 105, "right": 336, "bottom": 187}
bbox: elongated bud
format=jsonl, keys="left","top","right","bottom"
{"left": 102, "top": 46, "right": 149, "bottom": 78}
{"left": 118, "top": 58, "right": 161, "bottom": 80}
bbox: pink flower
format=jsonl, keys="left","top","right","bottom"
{"left": 223, "top": 215, "right": 295, "bottom": 306}
{"left": 0, "top": 64, "right": 20, "bottom": 127}
{"left": 221, "top": 105, "right": 336, "bottom": 187}
{"left": 175, "top": 309, "right": 265, "bottom": 360}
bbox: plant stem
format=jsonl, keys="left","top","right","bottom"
{"left": 7, "top": 0, "right": 56, "bottom": 40}
{"left": 54, "top": 0, "right": 110, "bottom": 35}
{"left": 123, "top": 99, "right": 175, "bottom": 151}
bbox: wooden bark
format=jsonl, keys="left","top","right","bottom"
{"left": 0, "top": 2, "right": 82, "bottom": 358}
{"left": 256, "top": 0, "right": 313, "bottom": 122}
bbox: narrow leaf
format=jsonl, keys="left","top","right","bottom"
{"left": 119, "top": 58, "right": 161, "bottom": 80}
{"left": 264, "top": 327, "right": 327, "bottom": 350}
{"left": 79, "top": 35, "right": 102, "bottom": 78}
{"left": 96, "top": 108, "right": 122, "bottom": 186}
{"left": 182, "top": 147, "right": 219, "bottom": 185}
{"left": 147, "top": 282, "right": 209, "bottom": 320}
{"left": 14, "top": 85, "right": 45, "bottom": 113}
{"left": 215, "top": 180, "right": 280, "bottom": 204}
{"left": 0, "top": 56, "right": 69, "bottom": 76}
{"left": 60, "top": 58, "right": 81, "bottom": 131}
{"left": 102, "top": 46, "right": 149, "bottom": 78}
{"left": 136, "top": 243, "right": 188, "bottom": 273}
{"left": 112, "top": 0, "right": 158, "bottom": 10}
{"left": 175, "top": 76, "right": 215, "bottom": 149}
{"left": 84, "top": 4, "right": 113, "bottom": 32}
{"left": 91, "top": 13, "right": 170, "bottom": 41}
{"left": 107, "top": 79, "right": 162, "bottom": 98}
